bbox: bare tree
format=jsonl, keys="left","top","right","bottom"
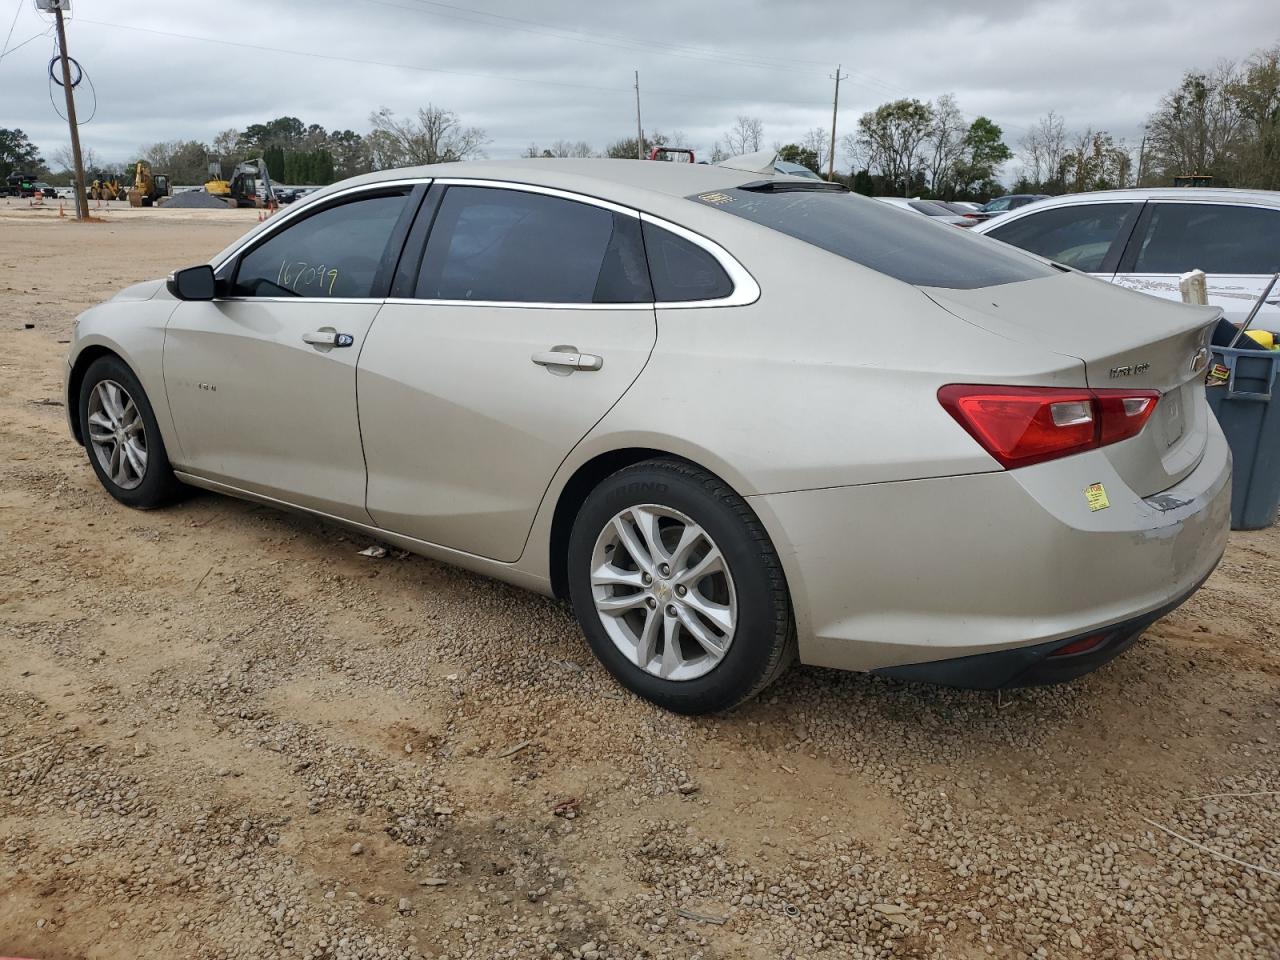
{"left": 924, "top": 93, "right": 968, "bottom": 195}
{"left": 1019, "top": 111, "right": 1068, "bottom": 188}
{"left": 723, "top": 115, "right": 764, "bottom": 155}
{"left": 52, "top": 143, "right": 99, "bottom": 173}
{"left": 547, "top": 140, "right": 594, "bottom": 158}
{"left": 367, "top": 105, "right": 489, "bottom": 168}
{"left": 800, "top": 127, "right": 832, "bottom": 172}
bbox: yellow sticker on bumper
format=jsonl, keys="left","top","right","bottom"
{"left": 1085, "top": 482, "right": 1110, "bottom": 512}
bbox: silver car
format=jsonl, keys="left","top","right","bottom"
{"left": 972, "top": 188, "right": 1280, "bottom": 333}
{"left": 65, "top": 159, "right": 1230, "bottom": 713}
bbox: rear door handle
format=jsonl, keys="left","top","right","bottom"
{"left": 531, "top": 349, "right": 603, "bottom": 371}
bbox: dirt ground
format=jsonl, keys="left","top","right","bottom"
{"left": 1, "top": 203, "right": 1278, "bottom": 960}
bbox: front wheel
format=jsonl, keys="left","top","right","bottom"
{"left": 567, "top": 459, "right": 795, "bottom": 714}
{"left": 78, "top": 355, "right": 183, "bottom": 509}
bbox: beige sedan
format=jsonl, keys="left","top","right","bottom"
{"left": 65, "top": 158, "right": 1230, "bottom": 712}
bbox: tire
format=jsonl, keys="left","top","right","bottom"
{"left": 78, "top": 355, "right": 183, "bottom": 509}
{"left": 567, "top": 459, "right": 795, "bottom": 714}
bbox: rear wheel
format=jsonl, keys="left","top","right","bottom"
{"left": 78, "top": 356, "right": 182, "bottom": 509}
{"left": 567, "top": 459, "right": 795, "bottom": 714}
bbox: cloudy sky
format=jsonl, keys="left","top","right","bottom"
{"left": 3, "top": 0, "right": 1276, "bottom": 174}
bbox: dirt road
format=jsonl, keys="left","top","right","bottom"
{"left": 1, "top": 206, "right": 1277, "bottom": 960}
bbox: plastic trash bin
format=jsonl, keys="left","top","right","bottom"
{"left": 1206, "top": 345, "right": 1280, "bottom": 529}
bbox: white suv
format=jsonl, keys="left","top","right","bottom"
{"left": 973, "top": 188, "right": 1280, "bottom": 333}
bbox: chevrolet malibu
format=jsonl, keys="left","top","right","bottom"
{"left": 65, "top": 158, "right": 1231, "bottom": 713}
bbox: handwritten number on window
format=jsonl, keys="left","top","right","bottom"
{"left": 277, "top": 259, "right": 340, "bottom": 296}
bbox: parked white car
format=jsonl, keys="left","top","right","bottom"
{"left": 973, "top": 188, "right": 1280, "bottom": 333}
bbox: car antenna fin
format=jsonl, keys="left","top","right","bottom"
{"left": 716, "top": 149, "right": 779, "bottom": 175}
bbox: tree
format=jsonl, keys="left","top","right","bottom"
{"left": 0, "top": 128, "right": 42, "bottom": 179}
{"left": 952, "top": 117, "right": 1012, "bottom": 198}
{"left": 367, "top": 105, "right": 489, "bottom": 168}
{"left": 239, "top": 116, "right": 307, "bottom": 154}
{"left": 1144, "top": 64, "right": 1242, "bottom": 183}
{"left": 545, "top": 140, "right": 594, "bottom": 158}
{"left": 51, "top": 144, "right": 100, "bottom": 175}
{"left": 800, "top": 127, "right": 832, "bottom": 173}
{"left": 138, "top": 139, "right": 212, "bottom": 184}
{"left": 923, "top": 93, "right": 968, "bottom": 196}
{"left": 605, "top": 130, "right": 674, "bottom": 159}
{"left": 856, "top": 99, "right": 934, "bottom": 194}
{"left": 326, "top": 130, "right": 369, "bottom": 179}
{"left": 1018, "top": 111, "right": 1069, "bottom": 192}
{"left": 776, "top": 143, "right": 821, "bottom": 173}
{"left": 722, "top": 115, "right": 763, "bottom": 155}
{"left": 1230, "top": 44, "right": 1280, "bottom": 189}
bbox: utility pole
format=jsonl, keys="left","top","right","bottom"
{"left": 827, "top": 64, "right": 847, "bottom": 182}
{"left": 52, "top": 2, "right": 89, "bottom": 220}
{"left": 1135, "top": 134, "right": 1147, "bottom": 187}
{"left": 634, "top": 70, "right": 645, "bottom": 160}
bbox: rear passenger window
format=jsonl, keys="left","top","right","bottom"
{"left": 986, "top": 203, "right": 1138, "bottom": 272}
{"left": 233, "top": 190, "right": 410, "bottom": 298}
{"left": 417, "top": 186, "right": 652, "bottom": 304}
{"left": 1133, "top": 203, "right": 1280, "bottom": 275}
{"left": 642, "top": 222, "right": 733, "bottom": 302}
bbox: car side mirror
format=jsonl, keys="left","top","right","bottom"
{"left": 167, "top": 264, "right": 217, "bottom": 301}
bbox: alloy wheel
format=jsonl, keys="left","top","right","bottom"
{"left": 590, "top": 504, "right": 737, "bottom": 681}
{"left": 87, "top": 379, "right": 148, "bottom": 491}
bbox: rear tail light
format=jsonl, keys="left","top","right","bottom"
{"left": 938, "top": 385, "right": 1160, "bottom": 469}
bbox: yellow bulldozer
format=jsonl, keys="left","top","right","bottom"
{"left": 127, "top": 161, "right": 171, "bottom": 207}
{"left": 89, "top": 177, "right": 123, "bottom": 201}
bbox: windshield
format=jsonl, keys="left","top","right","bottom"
{"left": 690, "top": 187, "right": 1055, "bottom": 289}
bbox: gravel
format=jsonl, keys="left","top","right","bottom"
{"left": 160, "top": 190, "right": 234, "bottom": 209}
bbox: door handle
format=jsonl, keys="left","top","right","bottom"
{"left": 531, "top": 350, "right": 603, "bottom": 371}
{"left": 302, "top": 330, "right": 354, "bottom": 348}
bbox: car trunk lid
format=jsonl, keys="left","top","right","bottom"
{"left": 924, "top": 272, "right": 1219, "bottom": 497}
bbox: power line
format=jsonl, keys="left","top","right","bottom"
{"left": 0, "top": 27, "right": 49, "bottom": 64}
{"left": 0, "top": 0, "right": 21, "bottom": 61}
{"left": 74, "top": 18, "right": 832, "bottom": 109}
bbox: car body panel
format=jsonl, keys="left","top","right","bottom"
{"left": 163, "top": 299, "right": 380, "bottom": 523}
{"left": 925, "top": 273, "right": 1220, "bottom": 496}
{"left": 359, "top": 301, "right": 657, "bottom": 562}
{"left": 752, "top": 416, "right": 1230, "bottom": 671}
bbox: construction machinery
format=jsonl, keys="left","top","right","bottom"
{"left": 89, "top": 175, "right": 123, "bottom": 201}
{"left": 126, "top": 161, "right": 170, "bottom": 207}
{"left": 204, "top": 158, "right": 276, "bottom": 208}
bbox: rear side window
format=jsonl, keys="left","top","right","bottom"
{"left": 642, "top": 222, "right": 733, "bottom": 302}
{"left": 986, "top": 202, "right": 1138, "bottom": 272}
{"left": 233, "top": 191, "right": 410, "bottom": 298}
{"left": 691, "top": 188, "right": 1054, "bottom": 289}
{"left": 1132, "top": 203, "right": 1280, "bottom": 275}
{"left": 417, "top": 186, "right": 652, "bottom": 303}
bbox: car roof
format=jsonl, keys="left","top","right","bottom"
{"left": 323, "top": 158, "right": 767, "bottom": 207}
{"left": 1008, "top": 187, "right": 1280, "bottom": 208}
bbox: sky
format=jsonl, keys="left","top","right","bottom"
{"left": 2, "top": 0, "right": 1277, "bottom": 175}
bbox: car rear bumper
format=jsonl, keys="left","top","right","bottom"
{"left": 749, "top": 415, "right": 1231, "bottom": 677}
{"left": 870, "top": 562, "right": 1219, "bottom": 688}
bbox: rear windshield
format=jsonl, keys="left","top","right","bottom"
{"left": 690, "top": 187, "right": 1054, "bottom": 289}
